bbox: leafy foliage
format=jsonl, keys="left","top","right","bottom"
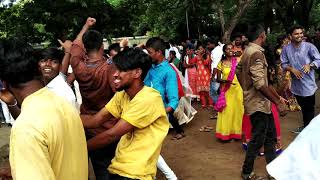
{"left": 1, "top": 0, "right": 320, "bottom": 44}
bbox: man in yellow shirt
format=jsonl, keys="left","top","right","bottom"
{"left": 0, "top": 39, "right": 88, "bottom": 180}
{"left": 81, "top": 48, "right": 169, "bottom": 180}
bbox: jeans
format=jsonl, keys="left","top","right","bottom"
{"left": 87, "top": 135, "right": 118, "bottom": 180}
{"left": 168, "top": 111, "right": 184, "bottom": 134}
{"left": 295, "top": 94, "right": 315, "bottom": 127}
{"left": 242, "top": 111, "right": 277, "bottom": 174}
{"left": 209, "top": 80, "right": 220, "bottom": 104}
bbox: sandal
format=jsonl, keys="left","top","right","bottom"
{"left": 199, "top": 126, "right": 213, "bottom": 132}
{"left": 171, "top": 133, "right": 186, "bottom": 140}
{"left": 210, "top": 115, "right": 217, "bottom": 119}
{"left": 241, "top": 172, "right": 267, "bottom": 180}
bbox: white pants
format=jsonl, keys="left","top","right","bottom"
{"left": 0, "top": 100, "right": 14, "bottom": 124}
{"left": 157, "top": 155, "right": 177, "bottom": 180}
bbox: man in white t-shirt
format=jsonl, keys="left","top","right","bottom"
{"left": 266, "top": 114, "right": 320, "bottom": 180}
{"left": 209, "top": 41, "right": 224, "bottom": 104}
{"left": 38, "top": 44, "right": 77, "bottom": 108}
{"left": 0, "top": 43, "right": 77, "bottom": 121}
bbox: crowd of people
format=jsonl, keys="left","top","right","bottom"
{"left": 0, "top": 17, "right": 320, "bottom": 180}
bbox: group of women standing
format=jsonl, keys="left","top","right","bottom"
{"left": 183, "top": 36, "right": 300, "bottom": 154}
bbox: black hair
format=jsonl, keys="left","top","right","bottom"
{"left": 169, "top": 50, "right": 176, "bottom": 56}
{"left": 82, "top": 30, "right": 103, "bottom": 53}
{"left": 113, "top": 48, "right": 152, "bottom": 80}
{"left": 39, "top": 48, "right": 64, "bottom": 63}
{"left": 0, "top": 38, "right": 41, "bottom": 87}
{"left": 196, "top": 41, "right": 204, "bottom": 50}
{"left": 247, "top": 24, "right": 265, "bottom": 42}
{"left": 145, "top": 37, "right": 167, "bottom": 56}
{"left": 276, "top": 34, "right": 287, "bottom": 45}
{"left": 108, "top": 43, "right": 120, "bottom": 53}
{"left": 221, "top": 43, "right": 233, "bottom": 60}
{"left": 232, "top": 33, "right": 242, "bottom": 41}
{"left": 287, "top": 24, "right": 304, "bottom": 35}
{"left": 206, "top": 38, "right": 216, "bottom": 45}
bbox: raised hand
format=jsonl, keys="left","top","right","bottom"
{"left": 58, "top": 39, "right": 72, "bottom": 53}
{"left": 120, "top": 38, "right": 129, "bottom": 48}
{"left": 85, "top": 17, "right": 96, "bottom": 27}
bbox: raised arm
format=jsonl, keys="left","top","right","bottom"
{"left": 70, "top": 17, "right": 96, "bottom": 60}
{"left": 75, "top": 17, "right": 96, "bottom": 43}
{"left": 58, "top": 39, "right": 72, "bottom": 75}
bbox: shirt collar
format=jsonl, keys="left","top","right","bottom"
{"left": 152, "top": 59, "right": 168, "bottom": 68}
{"left": 249, "top": 42, "right": 265, "bottom": 52}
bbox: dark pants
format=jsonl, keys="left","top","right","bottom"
{"left": 242, "top": 111, "right": 277, "bottom": 174}
{"left": 295, "top": 94, "right": 315, "bottom": 127}
{"left": 168, "top": 111, "right": 184, "bottom": 134}
{"left": 109, "top": 174, "right": 137, "bottom": 180}
{"left": 87, "top": 135, "right": 118, "bottom": 180}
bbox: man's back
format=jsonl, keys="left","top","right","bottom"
{"left": 71, "top": 40, "right": 114, "bottom": 114}
{"left": 9, "top": 88, "right": 88, "bottom": 180}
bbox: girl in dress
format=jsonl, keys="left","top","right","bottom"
{"left": 215, "top": 44, "right": 244, "bottom": 141}
{"left": 189, "top": 43, "right": 213, "bottom": 107}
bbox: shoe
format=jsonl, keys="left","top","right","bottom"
{"left": 242, "top": 142, "right": 248, "bottom": 150}
{"left": 241, "top": 172, "right": 266, "bottom": 180}
{"left": 291, "top": 126, "right": 304, "bottom": 134}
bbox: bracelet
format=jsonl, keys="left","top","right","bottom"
{"left": 7, "top": 99, "right": 17, "bottom": 107}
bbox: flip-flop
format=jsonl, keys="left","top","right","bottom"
{"left": 171, "top": 133, "right": 186, "bottom": 140}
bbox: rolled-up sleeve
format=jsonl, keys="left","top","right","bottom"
{"left": 309, "top": 44, "right": 320, "bottom": 68}
{"left": 165, "top": 69, "right": 179, "bottom": 110}
{"left": 250, "top": 53, "right": 266, "bottom": 90}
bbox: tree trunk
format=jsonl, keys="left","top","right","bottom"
{"left": 218, "top": 0, "right": 252, "bottom": 43}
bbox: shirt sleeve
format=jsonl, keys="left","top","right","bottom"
{"left": 308, "top": 44, "right": 320, "bottom": 68}
{"left": 249, "top": 52, "right": 266, "bottom": 90}
{"left": 165, "top": 68, "right": 179, "bottom": 110}
{"left": 281, "top": 46, "right": 290, "bottom": 69}
{"left": 211, "top": 47, "right": 223, "bottom": 69}
{"left": 10, "top": 127, "right": 56, "bottom": 180}
{"left": 70, "top": 40, "right": 85, "bottom": 68}
{"left": 121, "top": 95, "right": 165, "bottom": 129}
{"left": 105, "top": 92, "right": 122, "bottom": 118}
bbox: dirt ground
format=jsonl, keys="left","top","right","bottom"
{"left": 0, "top": 92, "right": 319, "bottom": 180}
{"left": 157, "top": 95, "right": 320, "bottom": 180}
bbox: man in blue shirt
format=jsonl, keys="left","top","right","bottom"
{"left": 145, "top": 37, "right": 185, "bottom": 140}
{"left": 281, "top": 24, "right": 320, "bottom": 133}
